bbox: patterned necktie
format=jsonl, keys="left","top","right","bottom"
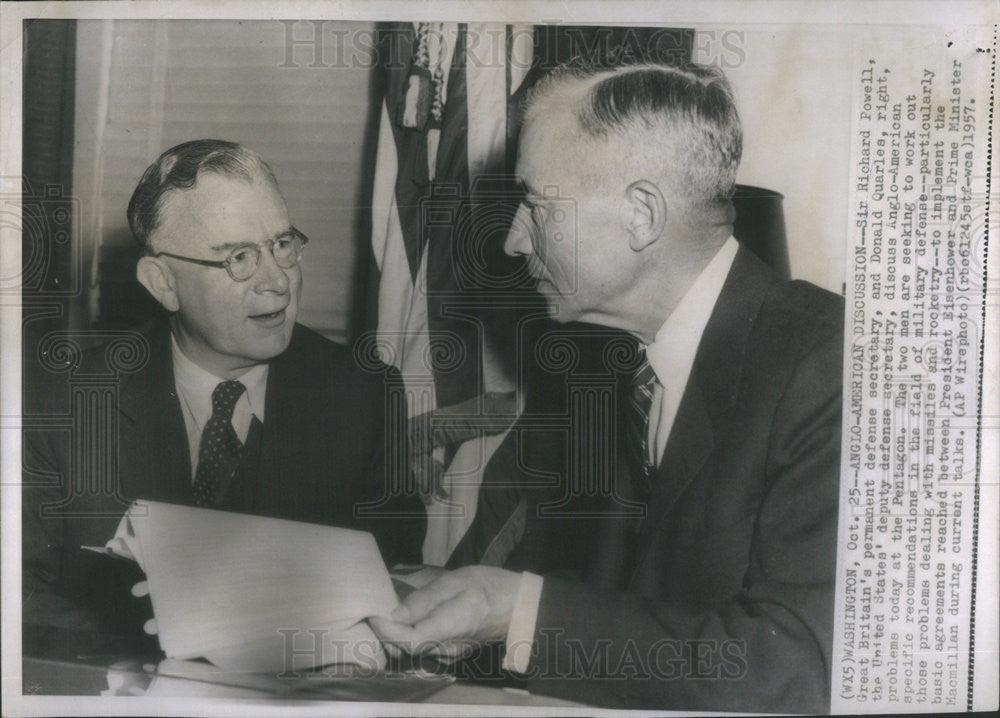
{"left": 625, "top": 356, "right": 658, "bottom": 495}
{"left": 192, "top": 380, "right": 246, "bottom": 507}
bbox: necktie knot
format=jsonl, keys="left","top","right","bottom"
{"left": 632, "top": 357, "right": 657, "bottom": 392}
{"left": 211, "top": 380, "right": 246, "bottom": 420}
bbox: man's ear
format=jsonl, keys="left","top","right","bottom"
{"left": 136, "top": 256, "right": 180, "bottom": 312}
{"left": 624, "top": 179, "right": 667, "bottom": 252}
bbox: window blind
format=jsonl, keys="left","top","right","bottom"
{"left": 74, "top": 19, "right": 379, "bottom": 341}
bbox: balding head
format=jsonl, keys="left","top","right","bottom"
{"left": 505, "top": 61, "right": 743, "bottom": 340}
{"left": 128, "top": 139, "right": 281, "bottom": 253}
{"left": 522, "top": 62, "right": 742, "bottom": 211}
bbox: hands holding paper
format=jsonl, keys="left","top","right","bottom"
{"left": 130, "top": 581, "right": 158, "bottom": 636}
{"left": 370, "top": 566, "right": 522, "bottom": 662}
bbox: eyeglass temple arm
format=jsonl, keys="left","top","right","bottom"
{"left": 152, "top": 251, "right": 229, "bottom": 268}
{"left": 152, "top": 230, "right": 307, "bottom": 265}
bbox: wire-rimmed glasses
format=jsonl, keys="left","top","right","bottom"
{"left": 152, "top": 227, "right": 309, "bottom": 282}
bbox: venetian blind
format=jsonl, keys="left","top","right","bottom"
{"left": 74, "top": 19, "right": 379, "bottom": 341}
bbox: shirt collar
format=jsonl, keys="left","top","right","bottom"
{"left": 644, "top": 236, "right": 739, "bottom": 386}
{"left": 170, "top": 334, "right": 268, "bottom": 424}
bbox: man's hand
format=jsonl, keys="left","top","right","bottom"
{"left": 369, "top": 566, "right": 521, "bottom": 661}
{"left": 130, "top": 581, "right": 158, "bottom": 635}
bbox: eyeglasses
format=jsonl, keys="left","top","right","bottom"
{"left": 152, "top": 228, "right": 309, "bottom": 282}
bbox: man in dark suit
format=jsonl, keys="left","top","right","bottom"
{"left": 370, "top": 63, "right": 843, "bottom": 713}
{"left": 23, "top": 140, "right": 424, "bottom": 634}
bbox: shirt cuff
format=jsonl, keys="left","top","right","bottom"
{"left": 501, "top": 571, "right": 543, "bottom": 673}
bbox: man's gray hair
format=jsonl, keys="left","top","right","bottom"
{"left": 524, "top": 62, "right": 742, "bottom": 203}
{"left": 127, "top": 139, "right": 279, "bottom": 250}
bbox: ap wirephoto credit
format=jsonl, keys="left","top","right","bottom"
{"left": 1, "top": 2, "right": 997, "bottom": 716}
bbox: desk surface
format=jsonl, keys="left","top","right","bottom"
{"left": 22, "top": 626, "right": 580, "bottom": 707}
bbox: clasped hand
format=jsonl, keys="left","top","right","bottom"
{"left": 369, "top": 566, "right": 521, "bottom": 662}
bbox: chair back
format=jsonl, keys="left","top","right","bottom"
{"left": 732, "top": 184, "right": 790, "bottom": 280}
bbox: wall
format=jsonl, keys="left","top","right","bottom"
{"left": 73, "top": 19, "right": 380, "bottom": 341}
{"left": 696, "top": 25, "right": 852, "bottom": 293}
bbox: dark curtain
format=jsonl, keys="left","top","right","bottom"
{"left": 22, "top": 19, "right": 76, "bottom": 297}
{"left": 22, "top": 19, "right": 77, "bottom": 396}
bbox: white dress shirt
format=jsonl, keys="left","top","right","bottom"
{"left": 170, "top": 336, "right": 269, "bottom": 478}
{"left": 644, "top": 236, "right": 739, "bottom": 464}
{"left": 502, "top": 236, "right": 740, "bottom": 673}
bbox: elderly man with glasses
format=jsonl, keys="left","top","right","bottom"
{"left": 22, "top": 140, "right": 424, "bottom": 635}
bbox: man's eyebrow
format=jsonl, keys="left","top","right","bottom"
{"left": 209, "top": 228, "right": 295, "bottom": 252}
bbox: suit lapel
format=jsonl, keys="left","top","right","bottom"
{"left": 642, "top": 383, "right": 714, "bottom": 533}
{"left": 253, "top": 327, "right": 301, "bottom": 485}
{"left": 629, "top": 247, "right": 775, "bottom": 587}
{"left": 224, "top": 325, "right": 328, "bottom": 509}
{"left": 116, "top": 322, "right": 192, "bottom": 503}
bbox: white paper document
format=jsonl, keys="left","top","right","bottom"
{"left": 116, "top": 500, "right": 398, "bottom": 673}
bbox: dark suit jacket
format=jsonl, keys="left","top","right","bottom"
{"left": 23, "top": 320, "right": 425, "bottom": 633}
{"left": 451, "top": 248, "right": 843, "bottom": 713}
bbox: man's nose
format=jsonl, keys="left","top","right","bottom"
{"left": 503, "top": 203, "right": 534, "bottom": 257}
{"left": 252, "top": 244, "right": 291, "bottom": 293}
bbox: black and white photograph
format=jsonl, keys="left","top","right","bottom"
{"left": 1, "top": 1, "right": 997, "bottom": 716}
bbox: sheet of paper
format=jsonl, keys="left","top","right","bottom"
{"left": 146, "top": 657, "right": 455, "bottom": 702}
{"left": 123, "top": 500, "right": 398, "bottom": 672}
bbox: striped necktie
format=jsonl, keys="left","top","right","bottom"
{"left": 625, "top": 356, "right": 658, "bottom": 495}
{"left": 192, "top": 380, "right": 246, "bottom": 507}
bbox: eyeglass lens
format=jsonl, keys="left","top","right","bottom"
{"left": 227, "top": 235, "right": 305, "bottom": 280}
